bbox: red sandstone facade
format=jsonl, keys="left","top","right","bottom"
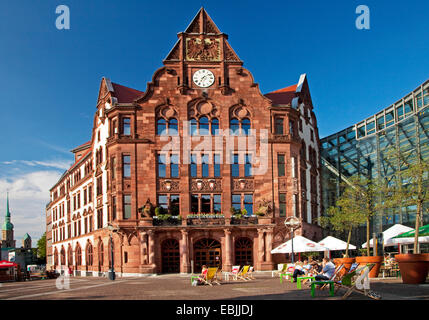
{"left": 46, "top": 9, "right": 322, "bottom": 276}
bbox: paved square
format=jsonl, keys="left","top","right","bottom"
{"left": 0, "top": 273, "right": 428, "bottom": 300}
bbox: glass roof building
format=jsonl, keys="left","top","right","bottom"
{"left": 321, "top": 79, "right": 429, "bottom": 246}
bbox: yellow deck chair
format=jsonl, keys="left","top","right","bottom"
{"left": 202, "top": 267, "right": 221, "bottom": 286}
{"left": 237, "top": 265, "right": 251, "bottom": 281}
{"left": 246, "top": 266, "right": 255, "bottom": 280}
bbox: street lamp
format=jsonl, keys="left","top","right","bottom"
{"left": 107, "top": 224, "right": 119, "bottom": 281}
{"left": 284, "top": 216, "right": 301, "bottom": 264}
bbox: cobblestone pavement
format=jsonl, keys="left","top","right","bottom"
{"left": 0, "top": 273, "right": 428, "bottom": 300}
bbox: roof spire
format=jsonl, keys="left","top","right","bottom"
{"left": 6, "top": 191, "right": 10, "bottom": 217}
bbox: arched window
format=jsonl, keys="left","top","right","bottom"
{"left": 190, "top": 118, "right": 198, "bottom": 136}
{"left": 169, "top": 118, "right": 178, "bottom": 135}
{"left": 242, "top": 118, "right": 251, "bottom": 135}
{"left": 54, "top": 248, "right": 58, "bottom": 267}
{"left": 199, "top": 116, "right": 209, "bottom": 135}
{"left": 60, "top": 247, "right": 66, "bottom": 266}
{"left": 157, "top": 118, "right": 167, "bottom": 135}
{"left": 99, "top": 242, "right": 104, "bottom": 267}
{"left": 230, "top": 118, "right": 240, "bottom": 135}
{"left": 68, "top": 246, "right": 73, "bottom": 266}
{"left": 76, "top": 245, "right": 82, "bottom": 266}
{"left": 211, "top": 118, "right": 219, "bottom": 135}
{"left": 86, "top": 243, "right": 93, "bottom": 266}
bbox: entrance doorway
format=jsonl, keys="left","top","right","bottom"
{"left": 193, "top": 238, "right": 221, "bottom": 272}
{"left": 235, "top": 237, "right": 253, "bottom": 266}
{"left": 161, "top": 239, "right": 180, "bottom": 273}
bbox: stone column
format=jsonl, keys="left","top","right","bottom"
{"left": 147, "top": 230, "right": 155, "bottom": 266}
{"left": 265, "top": 228, "right": 273, "bottom": 263}
{"left": 180, "top": 229, "right": 190, "bottom": 273}
{"left": 224, "top": 229, "right": 232, "bottom": 272}
{"left": 257, "top": 229, "right": 265, "bottom": 269}
{"left": 140, "top": 231, "right": 148, "bottom": 265}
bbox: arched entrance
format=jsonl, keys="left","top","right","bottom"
{"left": 161, "top": 239, "right": 180, "bottom": 273}
{"left": 193, "top": 238, "right": 221, "bottom": 271}
{"left": 235, "top": 237, "right": 253, "bottom": 266}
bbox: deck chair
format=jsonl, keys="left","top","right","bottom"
{"left": 202, "top": 267, "right": 221, "bottom": 286}
{"left": 236, "top": 265, "right": 251, "bottom": 281}
{"left": 337, "top": 264, "right": 381, "bottom": 300}
{"left": 272, "top": 264, "right": 286, "bottom": 277}
{"left": 246, "top": 266, "right": 255, "bottom": 280}
{"left": 318, "top": 264, "right": 345, "bottom": 290}
{"left": 224, "top": 265, "right": 241, "bottom": 281}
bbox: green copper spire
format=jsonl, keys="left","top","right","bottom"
{"left": 3, "top": 192, "right": 14, "bottom": 231}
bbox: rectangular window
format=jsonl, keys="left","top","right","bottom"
{"left": 123, "top": 195, "right": 132, "bottom": 219}
{"left": 202, "top": 154, "right": 209, "bottom": 177}
{"left": 279, "top": 193, "right": 286, "bottom": 217}
{"left": 84, "top": 217, "right": 88, "bottom": 234}
{"left": 396, "top": 105, "right": 404, "bottom": 121}
{"left": 97, "top": 209, "right": 103, "bottom": 229}
{"left": 170, "top": 195, "right": 180, "bottom": 216}
{"left": 158, "top": 154, "right": 166, "bottom": 178}
{"left": 77, "top": 192, "right": 81, "bottom": 209}
{"left": 275, "top": 117, "right": 284, "bottom": 134}
{"left": 83, "top": 189, "right": 87, "bottom": 205}
{"left": 123, "top": 155, "right": 131, "bottom": 178}
{"left": 158, "top": 194, "right": 168, "bottom": 212}
{"left": 245, "top": 154, "right": 252, "bottom": 177}
{"left": 170, "top": 154, "right": 179, "bottom": 178}
{"left": 96, "top": 176, "right": 103, "bottom": 196}
{"left": 88, "top": 185, "right": 92, "bottom": 202}
{"left": 366, "top": 121, "right": 375, "bottom": 135}
{"left": 111, "top": 157, "right": 117, "bottom": 180}
{"left": 89, "top": 216, "right": 93, "bottom": 232}
{"left": 190, "top": 154, "right": 197, "bottom": 178}
{"left": 244, "top": 194, "right": 253, "bottom": 216}
{"left": 214, "top": 154, "right": 221, "bottom": 177}
{"left": 232, "top": 194, "right": 241, "bottom": 212}
{"left": 278, "top": 154, "right": 285, "bottom": 177}
{"left": 122, "top": 117, "right": 131, "bottom": 135}
{"left": 191, "top": 194, "right": 199, "bottom": 213}
{"left": 213, "top": 194, "right": 221, "bottom": 213}
{"left": 290, "top": 121, "right": 295, "bottom": 136}
{"left": 201, "top": 194, "right": 211, "bottom": 213}
{"left": 231, "top": 154, "right": 239, "bottom": 177}
{"left": 112, "top": 196, "right": 117, "bottom": 220}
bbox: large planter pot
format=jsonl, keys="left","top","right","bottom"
{"left": 355, "top": 256, "right": 383, "bottom": 278}
{"left": 333, "top": 257, "right": 355, "bottom": 276}
{"left": 395, "top": 254, "right": 429, "bottom": 284}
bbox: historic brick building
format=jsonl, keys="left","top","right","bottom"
{"left": 46, "top": 8, "right": 322, "bottom": 276}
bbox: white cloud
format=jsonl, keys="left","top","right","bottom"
{"left": 1, "top": 159, "right": 72, "bottom": 171}
{"left": 0, "top": 170, "right": 64, "bottom": 242}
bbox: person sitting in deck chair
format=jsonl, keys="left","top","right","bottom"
{"left": 196, "top": 265, "right": 208, "bottom": 285}
{"left": 315, "top": 258, "right": 336, "bottom": 281}
{"left": 292, "top": 261, "right": 305, "bottom": 283}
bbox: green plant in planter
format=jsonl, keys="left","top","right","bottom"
{"left": 154, "top": 207, "right": 160, "bottom": 217}
{"left": 241, "top": 209, "right": 247, "bottom": 217}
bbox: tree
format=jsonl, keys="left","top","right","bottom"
{"left": 389, "top": 157, "right": 429, "bottom": 254}
{"left": 320, "top": 181, "right": 366, "bottom": 258}
{"left": 37, "top": 232, "right": 46, "bottom": 261}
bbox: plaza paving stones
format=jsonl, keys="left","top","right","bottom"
{"left": 0, "top": 273, "right": 428, "bottom": 300}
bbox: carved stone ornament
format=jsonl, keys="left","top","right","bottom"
{"left": 141, "top": 198, "right": 154, "bottom": 218}
{"left": 255, "top": 198, "right": 273, "bottom": 216}
{"left": 158, "top": 179, "right": 180, "bottom": 192}
{"left": 190, "top": 179, "right": 221, "bottom": 192}
{"left": 186, "top": 38, "right": 220, "bottom": 61}
{"left": 232, "top": 178, "right": 254, "bottom": 191}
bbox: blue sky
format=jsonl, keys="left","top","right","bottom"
{"left": 0, "top": 0, "right": 428, "bottom": 241}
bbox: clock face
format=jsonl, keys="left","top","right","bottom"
{"left": 193, "top": 69, "right": 215, "bottom": 88}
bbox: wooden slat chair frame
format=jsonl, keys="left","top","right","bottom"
{"left": 237, "top": 265, "right": 251, "bottom": 281}
{"left": 203, "top": 267, "right": 221, "bottom": 286}
{"left": 337, "top": 264, "right": 381, "bottom": 300}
